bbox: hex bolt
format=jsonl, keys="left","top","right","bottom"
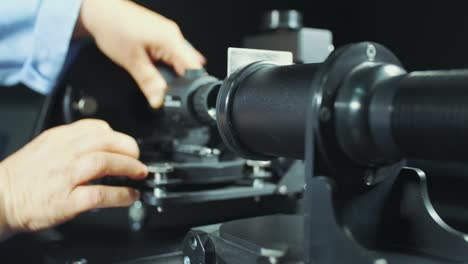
{"left": 246, "top": 160, "right": 272, "bottom": 190}
{"left": 148, "top": 163, "right": 174, "bottom": 201}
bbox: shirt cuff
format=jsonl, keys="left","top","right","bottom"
{"left": 20, "top": 0, "right": 83, "bottom": 95}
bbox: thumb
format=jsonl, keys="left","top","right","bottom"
{"left": 127, "top": 54, "right": 167, "bottom": 109}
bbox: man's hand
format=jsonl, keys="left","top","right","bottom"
{"left": 0, "top": 119, "right": 148, "bottom": 240}
{"left": 77, "top": 0, "right": 206, "bottom": 108}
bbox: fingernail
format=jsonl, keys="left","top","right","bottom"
{"left": 132, "top": 190, "right": 141, "bottom": 200}
{"left": 150, "top": 96, "right": 163, "bottom": 108}
{"left": 141, "top": 165, "right": 149, "bottom": 177}
{"left": 200, "top": 55, "right": 207, "bottom": 65}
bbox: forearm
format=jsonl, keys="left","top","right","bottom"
{"left": 0, "top": 120, "right": 147, "bottom": 240}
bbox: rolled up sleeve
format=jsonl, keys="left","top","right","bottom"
{"left": 0, "top": 0, "right": 83, "bottom": 94}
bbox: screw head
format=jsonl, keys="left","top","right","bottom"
{"left": 278, "top": 185, "right": 288, "bottom": 195}
{"left": 366, "top": 44, "right": 377, "bottom": 61}
{"left": 157, "top": 206, "right": 164, "bottom": 213}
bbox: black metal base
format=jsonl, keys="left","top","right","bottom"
{"left": 182, "top": 168, "right": 468, "bottom": 264}
{"left": 306, "top": 168, "right": 468, "bottom": 264}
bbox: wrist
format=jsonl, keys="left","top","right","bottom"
{"left": 79, "top": 0, "right": 113, "bottom": 38}
{"left": 0, "top": 162, "right": 14, "bottom": 240}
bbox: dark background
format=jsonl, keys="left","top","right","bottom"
{"left": 136, "top": 0, "right": 468, "bottom": 78}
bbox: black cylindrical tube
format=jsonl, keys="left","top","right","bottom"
{"left": 391, "top": 70, "right": 468, "bottom": 161}
{"left": 227, "top": 63, "right": 319, "bottom": 159}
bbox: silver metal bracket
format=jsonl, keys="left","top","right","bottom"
{"left": 227, "top": 48, "right": 293, "bottom": 77}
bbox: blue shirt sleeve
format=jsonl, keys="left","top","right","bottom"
{"left": 0, "top": 0, "right": 83, "bottom": 94}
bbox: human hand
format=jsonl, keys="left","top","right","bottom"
{"left": 77, "top": 0, "right": 206, "bottom": 108}
{"left": 0, "top": 119, "right": 148, "bottom": 240}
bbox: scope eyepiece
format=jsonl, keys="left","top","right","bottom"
{"left": 159, "top": 66, "right": 221, "bottom": 128}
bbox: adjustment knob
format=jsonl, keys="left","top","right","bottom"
{"left": 192, "top": 82, "right": 221, "bottom": 125}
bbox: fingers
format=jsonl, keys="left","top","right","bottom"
{"left": 150, "top": 41, "right": 205, "bottom": 77}
{"left": 70, "top": 152, "right": 148, "bottom": 185}
{"left": 71, "top": 185, "right": 140, "bottom": 214}
{"left": 71, "top": 119, "right": 111, "bottom": 131}
{"left": 39, "top": 119, "right": 141, "bottom": 158}
{"left": 70, "top": 119, "right": 140, "bottom": 158}
{"left": 148, "top": 17, "right": 206, "bottom": 76}
{"left": 74, "top": 129, "right": 140, "bottom": 158}
{"left": 127, "top": 53, "right": 168, "bottom": 108}
{"left": 35, "top": 119, "right": 108, "bottom": 142}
